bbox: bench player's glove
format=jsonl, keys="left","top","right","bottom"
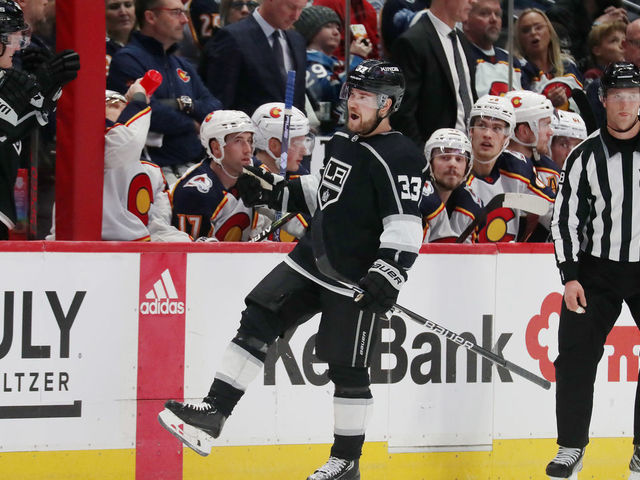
{"left": 0, "top": 69, "right": 42, "bottom": 118}
{"left": 27, "top": 49, "right": 80, "bottom": 98}
{"left": 236, "top": 165, "right": 287, "bottom": 210}
{"left": 20, "top": 46, "right": 54, "bottom": 73}
{"left": 355, "top": 259, "right": 407, "bottom": 315}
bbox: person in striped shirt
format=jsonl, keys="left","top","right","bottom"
{"left": 547, "top": 61, "right": 640, "bottom": 480}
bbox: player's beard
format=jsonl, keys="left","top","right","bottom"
{"left": 347, "top": 108, "right": 379, "bottom": 135}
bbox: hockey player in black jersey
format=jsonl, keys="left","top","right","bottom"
{"left": 158, "top": 59, "right": 426, "bottom": 479}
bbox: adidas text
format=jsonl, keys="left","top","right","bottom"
{"left": 140, "top": 298, "right": 185, "bottom": 315}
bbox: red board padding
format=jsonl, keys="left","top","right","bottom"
{"left": 136, "top": 252, "right": 188, "bottom": 480}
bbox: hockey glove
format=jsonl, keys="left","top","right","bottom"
{"left": 0, "top": 69, "right": 43, "bottom": 118}
{"left": 355, "top": 259, "right": 407, "bottom": 315}
{"left": 31, "top": 49, "right": 80, "bottom": 98}
{"left": 20, "top": 46, "right": 54, "bottom": 74}
{"left": 236, "top": 166, "right": 286, "bottom": 210}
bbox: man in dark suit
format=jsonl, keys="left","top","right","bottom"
{"left": 390, "top": 0, "right": 477, "bottom": 147}
{"left": 201, "top": 0, "right": 307, "bottom": 115}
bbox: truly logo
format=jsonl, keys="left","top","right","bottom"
{"left": 139, "top": 268, "right": 185, "bottom": 315}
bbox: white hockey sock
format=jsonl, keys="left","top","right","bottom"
{"left": 333, "top": 396, "right": 374, "bottom": 437}
{"left": 214, "top": 341, "right": 264, "bottom": 392}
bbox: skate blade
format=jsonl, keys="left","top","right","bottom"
{"left": 158, "top": 408, "right": 214, "bottom": 457}
{"left": 629, "top": 471, "right": 640, "bottom": 480}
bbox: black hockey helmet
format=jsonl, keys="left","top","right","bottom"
{"left": 600, "top": 62, "right": 640, "bottom": 97}
{"left": 0, "top": 0, "right": 28, "bottom": 36}
{"left": 341, "top": 60, "right": 405, "bottom": 114}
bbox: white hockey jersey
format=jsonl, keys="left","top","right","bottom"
{"left": 468, "top": 44, "right": 523, "bottom": 98}
{"left": 103, "top": 103, "right": 154, "bottom": 241}
{"left": 466, "top": 151, "right": 555, "bottom": 242}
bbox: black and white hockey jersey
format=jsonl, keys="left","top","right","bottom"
{"left": 284, "top": 129, "right": 427, "bottom": 286}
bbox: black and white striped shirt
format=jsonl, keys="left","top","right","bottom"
{"left": 551, "top": 127, "right": 640, "bottom": 283}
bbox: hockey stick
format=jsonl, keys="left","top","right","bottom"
{"left": 250, "top": 211, "right": 297, "bottom": 242}
{"left": 270, "top": 70, "right": 297, "bottom": 241}
{"left": 314, "top": 250, "right": 551, "bottom": 390}
{"left": 456, "top": 192, "right": 551, "bottom": 243}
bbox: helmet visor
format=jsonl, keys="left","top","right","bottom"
{"left": 290, "top": 133, "right": 315, "bottom": 155}
{"left": 340, "top": 83, "right": 389, "bottom": 109}
{"left": 2, "top": 28, "right": 30, "bottom": 50}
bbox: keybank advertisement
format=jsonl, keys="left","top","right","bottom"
{"left": 0, "top": 253, "right": 140, "bottom": 452}
{"left": 0, "top": 248, "right": 638, "bottom": 453}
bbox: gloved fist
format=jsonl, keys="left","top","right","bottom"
{"left": 355, "top": 259, "right": 407, "bottom": 315}
{"left": 20, "top": 46, "right": 54, "bottom": 74}
{"left": 33, "top": 49, "right": 80, "bottom": 97}
{"left": 0, "top": 68, "right": 43, "bottom": 116}
{"left": 236, "top": 166, "right": 286, "bottom": 209}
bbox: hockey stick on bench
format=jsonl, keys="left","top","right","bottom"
{"left": 250, "top": 211, "right": 297, "bottom": 242}
{"left": 313, "top": 247, "right": 551, "bottom": 390}
{"left": 456, "top": 192, "right": 551, "bottom": 243}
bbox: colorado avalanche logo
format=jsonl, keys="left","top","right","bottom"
{"left": 269, "top": 107, "right": 282, "bottom": 118}
{"left": 318, "top": 158, "right": 351, "bottom": 209}
{"left": 204, "top": 112, "right": 214, "bottom": 123}
{"left": 184, "top": 174, "right": 213, "bottom": 193}
{"left": 510, "top": 96, "right": 522, "bottom": 108}
{"left": 177, "top": 68, "right": 191, "bottom": 82}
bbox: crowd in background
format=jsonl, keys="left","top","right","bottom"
{"left": 5, "top": 0, "right": 640, "bottom": 243}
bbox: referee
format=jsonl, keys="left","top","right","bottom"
{"left": 547, "top": 61, "right": 640, "bottom": 480}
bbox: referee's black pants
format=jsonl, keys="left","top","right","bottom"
{"left": 555, "top": 255, "right": 640, "bottom": 448}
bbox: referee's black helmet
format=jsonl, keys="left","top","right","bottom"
{"left": 342, "top": 60, "right": 405, "bottom": 113}
{"left": 600, "top": 62, "right": 640, "bottom": 97}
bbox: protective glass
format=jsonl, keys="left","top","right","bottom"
{"left": 340, "top": 83, "right": 388, "bottom": 109}
{"left": 289, "top": 134, "right": 315, "bottom": 155}
{"left": 470, "top": 117, "right": 509, "bottom": 136}
{"left": 1, "top": 29, "right": 31, "bottom": 50}
{"left": 150, "top": 7, "right": 187, "bottom": 18}
{"left": 230, "top": 1, "right": 259, "bottom": 10}
{"left": 431, "top": 147, "right": 470, "bottom": 161}
{"left": 605, "top": 91, "right": 640, "bottom": 103}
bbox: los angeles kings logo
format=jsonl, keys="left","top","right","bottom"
{"left": 318, "top": 157, "right": 351, "bottom": 209}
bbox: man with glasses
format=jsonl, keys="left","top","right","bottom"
{"left": 466, "top": 94, "right": 555, "bottom": 242}
{"left": 108, "top": 0, "right": 222, "bottom": 185}
{"left": 200, "top": 0, "right": 307, "bottom": 116}
{"left": 547, "top": 60, "right": 640, "bottom": 480}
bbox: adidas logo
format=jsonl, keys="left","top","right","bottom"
{"left": 140, "top": 269, "right": 185, "bottom": 315}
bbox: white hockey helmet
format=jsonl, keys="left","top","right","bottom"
{"left": 468, "top": 94, "right": 516, "bottom": 136}
{"left": 200, "top": 110, "right": 255, "bottom": 164}
{"left": 503, "top": 90, "right": 553, "bottom": 147}
{"left": 251, "top": 102, "right": 310, "bottom": 161}
{"left": 424, "top": 128, "right": 473, "bottom": 181}
{"left": 551, "top": 109, "right": 587, "bottom": 140}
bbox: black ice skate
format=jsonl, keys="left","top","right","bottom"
{"left": 306, "top": 456, "right": 360, "bottom": 480}
{"left": 629, "top": 444, "right": 640, "bottom": 479}
{"left": 157, "top": 399, "right": 227, "bottom": 457}
{"left": 546, "top": 446, "right": 584, "bottom": 480}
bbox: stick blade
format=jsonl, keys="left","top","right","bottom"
{"left": 502, "top": 193, "right": 551, "bottom": 216}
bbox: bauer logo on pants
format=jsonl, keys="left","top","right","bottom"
{"left": 318, "top": 157, "right": 351, "bottom": 209}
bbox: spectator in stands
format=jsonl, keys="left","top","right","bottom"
{"left": 106, "top": 0, "right": 136, "bottom": 75}
{"left": 200, "top": 0, "right": 307, "bottom": 116}
{"left": 313, "top": 0, "right": 379, "bottom": 60}
{"left": 107, "top": 0, "right": 222, "bottom": 186}
{"left": 546, "top": 0, "right": 628, "bottom": 72}
{"left": 466, "top": 94, "right": 554, "bottom": 242}
{"left": 549, "top": 109, "right": 588, "bottom": 170}
{"left": 462, "top": 0, "right": 523, "bottom": 97}
{"left": 587, "top": 18, "right": 640, "bottom": 128}
{"left": 420, "top": 128, "right": 481, "bottom": 243}
{"left": 379, "top": 0, "right": 430, "bottom": 58}
{"left": 516, "top": 8, "right": 583, "bottom": 110}
{"left": 171, "top": 110, "right": 264, "bottom": 241}
{"left": 391, "top": 0, "right": 477, "bottom": 147}
{"left": 294, "top": 5, "right": 370, "bottom": 134}
{"left": 584, "top": 21, "right": 626, "bottom": 85}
